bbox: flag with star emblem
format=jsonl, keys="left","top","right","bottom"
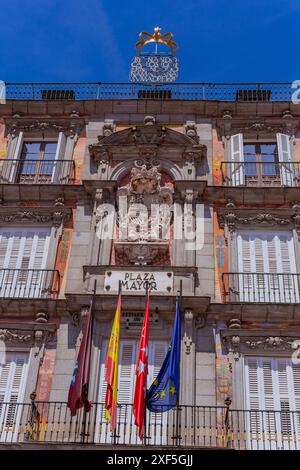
{"left": 133, "top": 294, "right": 150, "bottom": 439}
{"left": 146, "top": 301, "right": 181, "bottom": 412}
{"left": 104, "top": 293, "right": 122, "bottom": 431}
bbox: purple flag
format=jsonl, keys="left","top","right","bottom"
{"left": 67, "top": 302, "right": 93, "bottom": 416}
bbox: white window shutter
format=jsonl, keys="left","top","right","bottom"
{"left": 13, "top": 132, "right": 24, "bottom": 160}
{"left": 230, "top": 134, "right": 244, "bottom": 186}
{"left": 245, "top": 357, "right": 300, "bottom": 449}
{"left": 0, "top": 229, "right": 50, "bottom": 298}
{"left": 291, "top": 363, "right": 300, "bottom": 435}
{"left": 52, "top": 132, "right": 67, "bottom": 183}
{"left": 9, "top": 131, "right": 24, "bottom": 183}
{"left": 0, "top": 231, "right": 11, "bottom": 267}
{"left": 118, "top": 341, "right": 136, "bottom": 405}
{"left": 237, "top": 231, "right": 297, "bottom": 302}
{"left": 277, "top": 133, "right": 294, "bottom": 186}
{"left": 54, "top": 132, "right": 67, "bottom": 161}
{"left": 0, "top": 353, "right": 29, "bottom": 433}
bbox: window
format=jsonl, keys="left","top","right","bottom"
{"left": 227, "top": 133, "right": 296, "bottom": 187}
{"left": 0, "top": 228, "right": 51, "bottom": 298}
{"left": 96, "top": 339, "right": 168, "bottom": 444}
{"left": 5, "top": 131, "right": 67, "bottom": 184}
{"left": 0, "top": 352, "right": 29, "bottom": 442}
{"left": 244, "top": 357, "right": 300, "bottom": 450}
{"left": 18, "top": 142, "right": 57, "bottom": 183}
{"left": 243, "top": 143, "right": 280, "bottom": 185}
{"left": 236, "top": 231, "right": 299, "bottom": 302}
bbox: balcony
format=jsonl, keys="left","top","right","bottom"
{"left": 0, "top": 401, "right": 300, "bottom": 450}
{"left": 0, "top": 269, "right": 60, "bottom": 299}
{"left": 220, "top": 162, "right": 300, "bottom": 187}
{"left": 222, "top": 272, "right": 300, "bottom": 303}
{"left": 4, "top": 82, "right": 294, "bottom": 101}
{"left": 0, "top": 159, "right": 75, "bottom": 184}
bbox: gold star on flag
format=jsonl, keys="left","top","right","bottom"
{"left": 160, "top": 390, "right": 166, "bottom": 398}
{"left": 170, "top": 386, "right": 176, "bottom": 395}
{"left": 154, "top": 378, "right": 158, "bottom": 386}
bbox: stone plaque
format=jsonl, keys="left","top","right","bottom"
{"left": 104, "top": 271, "right": 173, "bottom": 293}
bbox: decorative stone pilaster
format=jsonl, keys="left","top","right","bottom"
{"left": 181, "top": 308, "right": 196, "bottom": 406}
{"left": 93, "top": 187, "right": 115, "bottom": 266}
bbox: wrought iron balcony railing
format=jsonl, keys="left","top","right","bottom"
{"left": 4, "top": 82, "right": 294, "bottom": 101}
{"left": 0, "top": 401, "right": 300, "bottom": 450}
{"left": 220, "top": 162, "right": 300, "bottom": 187}
{"left": 222, "top": 272, "right": 300, "bottom": 303}
{"left": 0, "top": 159, "right": 75, "bottom": 184}
{"left": 0, "top": 269, "right": 60, "bottom": 299}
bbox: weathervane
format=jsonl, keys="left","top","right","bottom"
{"left": 130, "top": 27, "right": 179, "bottom": 83}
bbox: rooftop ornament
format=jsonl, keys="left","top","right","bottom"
{"left": 130, "top": 27, "right": 179, "bottom": 83}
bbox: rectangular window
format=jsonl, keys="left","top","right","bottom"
{"left": 0, "top": 352, "right": 29, "bottom": 442}
{"left": 226, "top": 134, "right": 296, "bottom": 188}
{"left": 18, "top": 142, "right": 58, "bottom": 183}
{"left": 95, "top": 339, "right": 168, "bottom": 445}
{"left": 236, "top": 230, "right": 299, "bottom": 302}
{"left": 243, "top": 142, "right": 280, "bottom": 186}
{"left": 244, "top": 357, "right": 300, "bottom": 449}
{"left": 0, "top": 228, "right": 51, "bottom": 298}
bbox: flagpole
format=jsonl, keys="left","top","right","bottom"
{"left": 175, "top": 280, "right": 182, "bottom": 446}
{"left": 112, "top": 280, "right": 122, "bottom": 446}
{"left": 143, "top": 281, "right": 149, "bottom": 446}
{"left": 81, "top": 279, "right": 97, "bottom": 444}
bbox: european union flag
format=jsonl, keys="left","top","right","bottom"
{"left": 146, "top": 301, "right": 181, "bottom": 412}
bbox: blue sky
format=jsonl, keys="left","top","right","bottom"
{"left": 0, "top": 0, "right": 298, "bottom": 82}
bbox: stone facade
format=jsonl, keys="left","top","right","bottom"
{"left": 0, "top": 91, "right": 300, "bottom": 449}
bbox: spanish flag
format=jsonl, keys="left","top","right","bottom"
{"left": 104, "top": 293, "right": 122, "bottom": 431}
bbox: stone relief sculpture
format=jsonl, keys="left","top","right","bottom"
{"left": 114, "top": 162, "right": 173, "bottom": 265}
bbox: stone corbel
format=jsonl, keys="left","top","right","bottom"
{"left": 94, "top": 188, "right": 113, "bottom": 207}
{"left": 69, "top": 110, "right": 83, "bottom": 142}
{"left": 195, "top": 313, "right": 207, "bottom": 329}
{"left": 282, "top": 111, "right": 298, "bottom": 137}
{"left": 52, "top": 198, "right": 71, "bottom": 229}
{"left": 71, "top": 306, "right": 90, "bottom": 327}
{"left": 218, "top": 110, "right": 233, "bottom": 140}
{"left": 184, "top": 121, "right": 199, "bottom": 143}
{"left": 102, "top": 119, "right": 115, "bottom": 137}
{"left": 6, "top": 121, "right": 19, "bottom": 141}
{"left": 89, "top": 144, "right": 111, "bottom": 167}
{"left": 184, "top": 308, "right": 194, "bottom": 355}
{"left": 182, "top": 148, "right": 204, "bottom": 164}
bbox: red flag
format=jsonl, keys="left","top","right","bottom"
{"left": 67, "top": 301, "right": 93, "bottom": 416}
{"left": 133, "top": 295, "right": 150, "bottom": 439}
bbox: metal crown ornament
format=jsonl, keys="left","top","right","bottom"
{"left": 130, "top": 27, "right": 179, "bottom": 83}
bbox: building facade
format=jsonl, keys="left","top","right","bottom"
{"left": 0, "top": 82, "right": 300, "bottom": 450}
